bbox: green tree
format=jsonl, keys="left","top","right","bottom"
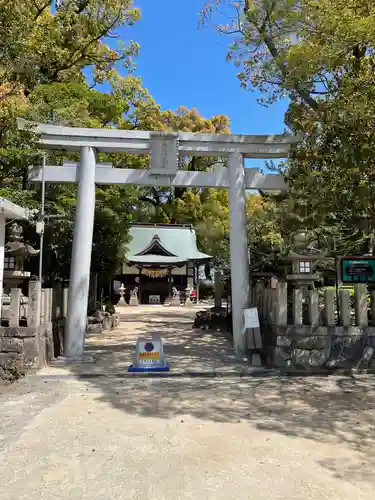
{"left": 202, "top": 0, "right": 375, "bottom": 255}
{"left": 0, "top": 0, "right": 140, "bottom": 96}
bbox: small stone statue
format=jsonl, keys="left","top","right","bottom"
{"left": 172, "top": 287, "right": 178, "bottom": 299}
{"left": 184, "top": 285, "right": 192, "bottom": 307}
{"left": 129, "top": 286, "right": 140, "bottom": 307}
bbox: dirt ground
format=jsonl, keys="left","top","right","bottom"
{"left": 0, "top": 306, "right": 375, "bottom": 499}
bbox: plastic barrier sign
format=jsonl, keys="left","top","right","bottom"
{"left": 128, "top": 336, "right": 169, "bottom": 372}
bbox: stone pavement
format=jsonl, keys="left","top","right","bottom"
{"left": 1, "top": 307, "right": 375, "bottom": 499}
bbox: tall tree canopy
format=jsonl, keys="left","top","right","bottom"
{"left": 0, "top": 1, "right": 237, "bottom": 281}
{"left": 202, "top": 0, "right": 375, "bottom": 255}
{"left": 0, "top": 0, "right": 288, "bottom": 290}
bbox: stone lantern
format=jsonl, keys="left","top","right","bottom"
{"left": 285, "top": 232, "right": 323, "bottom": 291}
{"left": 3, "top": 223, "right": 39, "bottom": 293}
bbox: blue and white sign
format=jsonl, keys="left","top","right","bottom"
{"left": 128, "top": 335, "right": 169, "bottom": 372}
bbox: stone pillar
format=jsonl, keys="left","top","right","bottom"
{"left": 28, "top": 280, "right": 41, "bottom": 328}
{"left": 339, "top": 289, "right": 351, "bottom": 327}
{"left": 65, "top": 146, "right": 96, "bottom": 358}
{"left": 40, "top": 289, "right": 46, "bottom": 324}
{"left": 371, "top": 291, "right": 375, "bottom": 327}
{"left": 9, "top": 288, "right": 21, "bottom": 327}
{"left": 355, "top": 284, "right": 368, "bottom": 327}
{"left": 47, "top": 288, "right": 53, "bottom": 322}
{"left": 0, "top": 214, "right": 5, "bottom": 316}
{"left": 275, "top": 282, "right": 288, "bottom": 326}
{"left": 228, "top": 152, "right": 250, "bottom": 354}
{"left": 53, "top": 282, "right": 62, "bottom": 320}
{"left": 308, "top": 290, "right": 319, "bottom": 327}
{"left": 214, "top": 270, "right": 224, "bottom": 309}
{"left": 324, "top": 289, "right": 336, "bottom": 326}
{"left": 293, "top": 289, "right": 303, "bottom": 325}
{"left": 88, "top": 273, "right": 98, "bottom": 311}
{"left": 62, "top": 287, "right": 69, "bottom": 318}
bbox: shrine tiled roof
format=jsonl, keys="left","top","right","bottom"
{"left": 126, "top": 224, "right": 211, "bottom": 265}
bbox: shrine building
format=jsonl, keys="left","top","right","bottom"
{"left": 113, "top": 223, "right": 211, "bottom": 304}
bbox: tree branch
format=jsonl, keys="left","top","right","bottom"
{"left": 32, "top": 0, "right": 52, "bottom": 21}
{"left": 243, "top": 1, "right": 321, "bottom": 112}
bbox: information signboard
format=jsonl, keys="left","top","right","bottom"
{"left": 339, "top": 256, "right": 375, "bottom": 284}
{"left": 244, "top": 308, "right": 260, "bottom": 329}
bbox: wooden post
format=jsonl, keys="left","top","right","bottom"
{"left": 340, "top": 289, "right": 351, "bottom": 327}
{"left": 138, "top": 267, "right": 142, "bottom": 305}
{"left": 293, "top": 289, "right": 303, "bottom": 325}
{"left": 168, "top": 268, "right": 172, "bottom": 298}
{"left": 355, "top": 284, "right": 368, "bottom": 327}
{"left": 196, "top": 264, "right": 200, "bottom": 304}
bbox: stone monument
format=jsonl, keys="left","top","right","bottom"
{"left": 129, "top": 286, "right": 139, "bottom": 306}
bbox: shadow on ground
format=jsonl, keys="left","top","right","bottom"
{"left": 80, "top": 307, "right": 235, "bottom": 374}
{"left": 62, "top": 307, "right": 375, "bottom": 485}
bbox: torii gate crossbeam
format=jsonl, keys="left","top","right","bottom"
{"left": 18, "top": 119, "right": 299, "bottom": 359}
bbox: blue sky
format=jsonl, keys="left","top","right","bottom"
{"left": 120, "top": 0, "right": 288, "bottom": 137}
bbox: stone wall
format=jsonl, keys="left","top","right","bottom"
{"left": 272, "top": 326, "right": 375, "bottom": 371}
{"left": 0, "top": 281, "right": 54, "bottom": 380}
{"left": 0, "top": 323, "right": 53, "bottom": 380}
{"left": 252, "top": 281, "right": 375, "bottom": 371}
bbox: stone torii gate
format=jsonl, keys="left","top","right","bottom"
{"left": 18, "top": 119, "right": 298, "bottom": 358}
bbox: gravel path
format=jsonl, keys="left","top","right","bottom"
{"left": 0, "top": 307, "right": 374, "bottom": 499}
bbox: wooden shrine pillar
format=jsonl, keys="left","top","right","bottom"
{"left": 138, "top": 267, "right": 142, "bottom": 305}
{"left": 168, "top": 268, "right": 173, "bottom": 298}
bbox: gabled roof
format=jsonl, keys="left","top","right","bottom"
{"left": 126, "top": 224, "right": 211, "bottom": 266}
{"left": 136, "top": 235, "right": 176, "bottom": 257}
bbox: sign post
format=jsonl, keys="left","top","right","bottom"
{"left": 339, "top": 257, "right": 375, "bottom": 284}
{"left": 243, "top": 308, "right": 262, "bottom": 351}
{"left": 128, "top": 335, "right": 169, "bottom": 372}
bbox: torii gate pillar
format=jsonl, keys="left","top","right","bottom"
{"left": 228, "top": 152, "right": 250, "bottom": 353}
{"left": 65, "top": 146, "right": 96, "bottom": 357}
